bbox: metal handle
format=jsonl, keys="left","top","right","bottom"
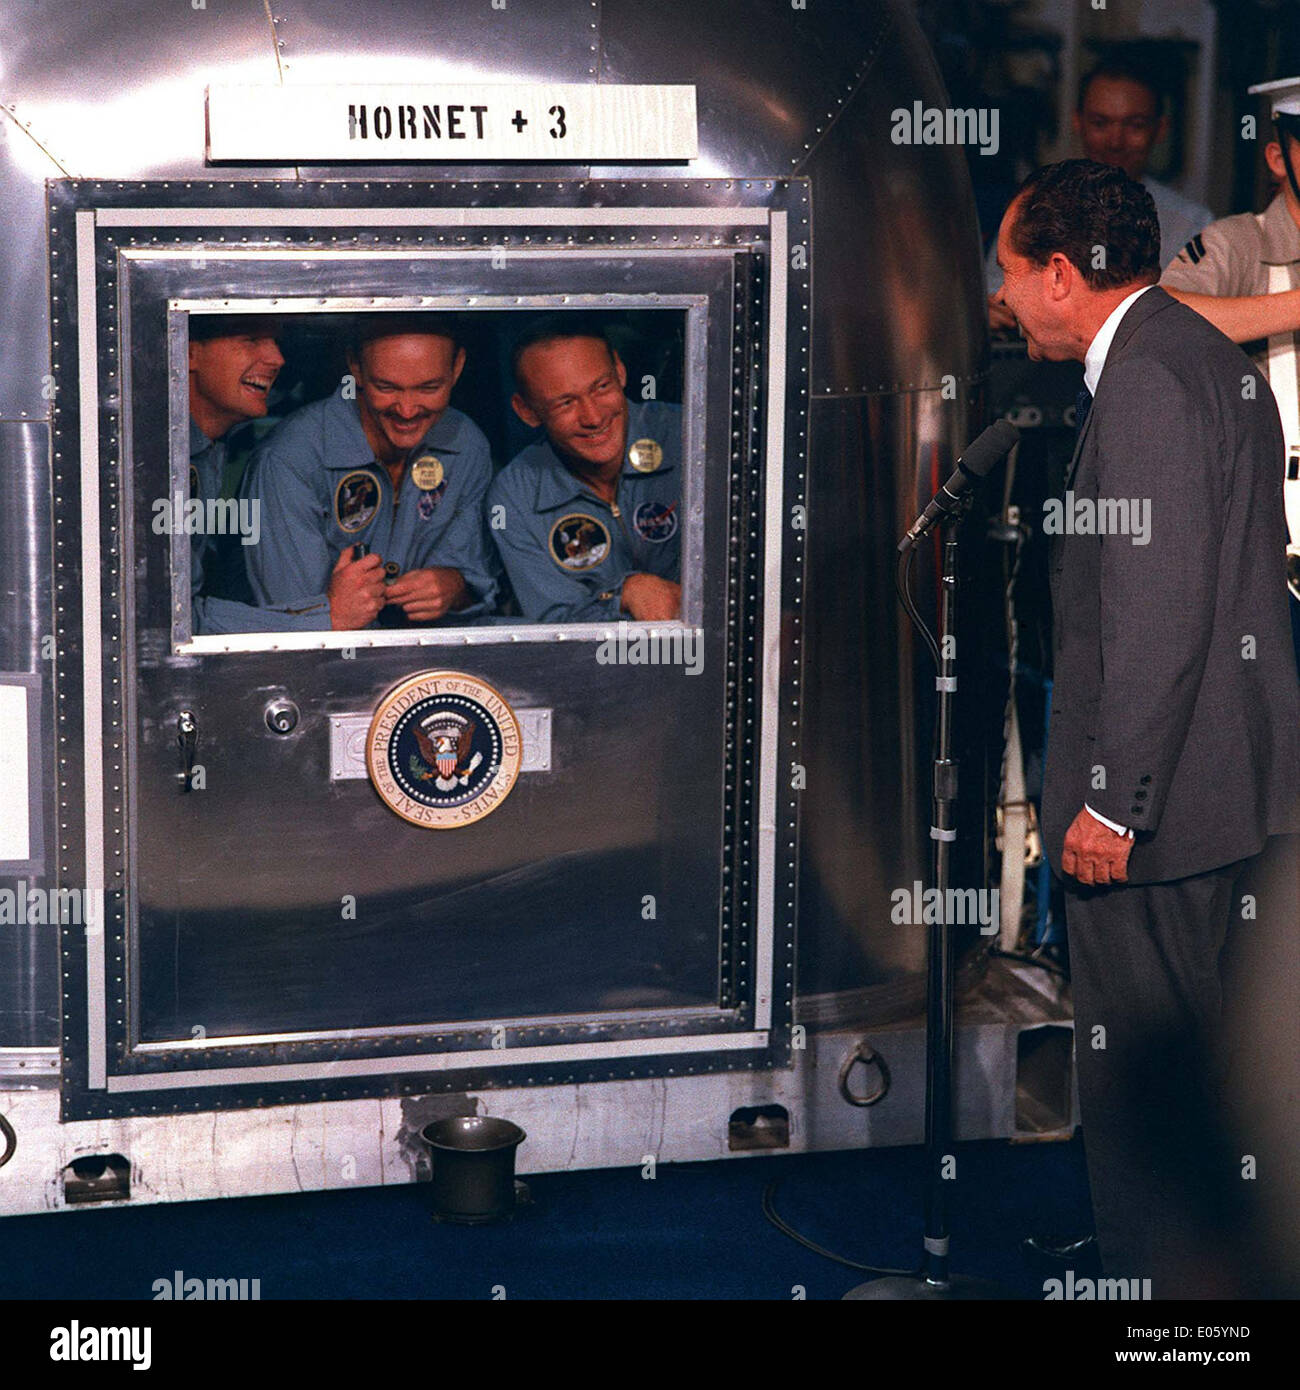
{"left": 838, "top": 1039, "right": 891, "bottom": 1107}
{"left": 176, "top": 710, "right": 198, "bottom": 792}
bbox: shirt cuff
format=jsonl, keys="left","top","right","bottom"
{"left": 268, "top": 593, "right": 332, "bottom": 626}
{"left": 602, "top": 578, "right": 627, "bottom": 619}
{"left": 1085, "top": 803, "right": 1134, "bottom": 839}
{"left": 193, "top": 593, "right": 331, "bottom": 635}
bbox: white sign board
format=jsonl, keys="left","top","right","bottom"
{"left": 207, "top": 84, "right": 697, "bottom": 162}
{"left": 0, "top": 683, "right": 31, "bottom": 862}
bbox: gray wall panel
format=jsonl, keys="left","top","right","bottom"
{"left": 0, "top": 140, "right": 54, "bottom": 419}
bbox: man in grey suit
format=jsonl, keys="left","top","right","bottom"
{"left": 994, "top": 160, "right": 1300, "bottom": 1297}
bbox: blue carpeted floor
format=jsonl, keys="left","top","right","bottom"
{"left": 0, "top": 1137, "right": 1094, "bottom": 1299}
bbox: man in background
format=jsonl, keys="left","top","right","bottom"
{"left": 988, "top": 58, "right": 1212, "bottom": 331}
{"left": 1161, "top": 75, "right": 1300, "bottom": 635}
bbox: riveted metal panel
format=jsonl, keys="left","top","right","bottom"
{"left": 2, "top": 1, "right": 992, "bottom": 1138}
{"left": 0, "top": 422, "right": 59, "bottom": 1045}
{"left": 49, "top": 178, "right": 809, "bottom": 1119}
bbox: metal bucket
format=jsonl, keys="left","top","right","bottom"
{"left": 420, "top": 1117, "right": 526, "bottom": 1223}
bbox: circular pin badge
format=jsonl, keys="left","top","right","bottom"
{"left": 628, "top": 438, "right": 664, "bottom": 473}
{"left": 411, "top": 454, "right": 445, "bottom": 491}
{"left": 334, "top": 469, "right": 381, "bottom": 533}
{"left": 366, "top": 671, "right": 522, "bottom": 829}
{"left": 548, "top": 513, "right": 611, "bottom": 571}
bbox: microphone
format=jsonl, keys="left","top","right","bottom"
{"left": 898, "top": 419, "right": 1020, "bottom": 551}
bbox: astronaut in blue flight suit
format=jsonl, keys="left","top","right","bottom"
{"left": 244, "top": 315, "right": 498, "bottom": 630}
{"left": 488, "top": 318, "right": 683, "bottom": 623}
{"left": 187, "top": 317, "right": 332, "bottom": 634}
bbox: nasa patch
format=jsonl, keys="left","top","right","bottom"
{"left": 335, "top": 469, "right": 381, "bottom": 534}
{"left": 417, "top": 483, "right": 447, "bottom": 522}
{"left": 549, "top": 513, "right": 611, "bottom": 571}
{"left": 366, "top": 671, "right": 522, "bottom": 829}
{"left": 632, "top": 499, "right": 679, "bottom": 543}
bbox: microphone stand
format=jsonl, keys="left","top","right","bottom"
{"left": 845, "top": 500, "right": 1010, "bottom": 1300}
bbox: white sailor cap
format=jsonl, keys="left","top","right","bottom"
{"left": 1249, "top": 76, "right": 1300, "bottom": 119}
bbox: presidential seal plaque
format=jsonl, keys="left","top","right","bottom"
{"left": 366, "top": 672, "right": 522, "bottom": 828}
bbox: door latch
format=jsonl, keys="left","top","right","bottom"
{"left": 264, "top": 699, "right": 300, "bottom": 735}
{"left": 176, "top": 710, "right": 198, "bottom": 792}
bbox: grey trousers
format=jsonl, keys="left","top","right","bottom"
{"left": 1065, "top": 858, "right": 1254, "bottom": 1299}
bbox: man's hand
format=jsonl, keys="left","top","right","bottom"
{"left": 384, "top": 566, "right": 467, "bottom": 622}
{"left": 621, "top": 573, "right": 682, "bottom": 622}
{"left": 988, "top": 294, "right": 1018, "bottom": 334}
{"left": 1062, "top": 808, "right": 1134, "bottom": 886}
{"left": 328, "top": 547, "right": 386, "bottom": 630}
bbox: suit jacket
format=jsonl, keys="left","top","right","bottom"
{"left": 1043, "top": 286, "right": 1300, "bottom": 884}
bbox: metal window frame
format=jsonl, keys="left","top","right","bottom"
{"left": 49, "top": 180, "right": 808, "bottom": 1119}
{"left": 160, "top": 281, "right": 712, "bottom": 652}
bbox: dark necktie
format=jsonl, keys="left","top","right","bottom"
{"left": 1075, "top": 387, "right": 1093, "bottom": 436}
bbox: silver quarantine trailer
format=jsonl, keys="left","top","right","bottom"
{"left": 0, "top": 0, "right": 1066, "bottom": 1215}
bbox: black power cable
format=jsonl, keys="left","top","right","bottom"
{"left": 761, "top": 1177, "right": 922, "bottom": 1276}
{"left": 758, "top": 546, "right": 945, "bottom": 1280}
